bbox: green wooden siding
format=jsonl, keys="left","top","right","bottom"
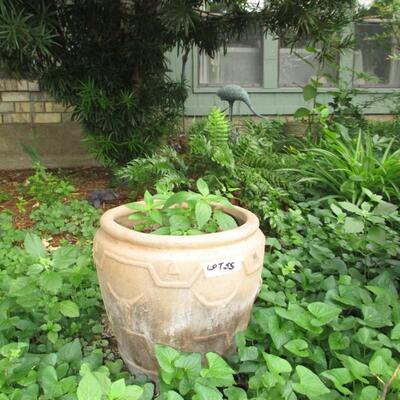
{"left": 167, "top": 33, "right": 399, "bottom": 117}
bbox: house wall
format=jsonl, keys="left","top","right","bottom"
{"left": 0, "top": 44, "right": 398, "bottom": 169}
{"left": 167, "top": 45, "right": 399, "bottom": 117}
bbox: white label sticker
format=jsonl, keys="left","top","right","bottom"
{"left": 203, "top": 258, "right": 242, "bottom": 278}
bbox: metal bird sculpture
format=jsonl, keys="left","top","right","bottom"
{"left": 216, "top": 84, "right": 265, "bottom": 121}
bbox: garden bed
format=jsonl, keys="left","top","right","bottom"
{"left": 1, "top": 113, "right": 400, "bottom": 399}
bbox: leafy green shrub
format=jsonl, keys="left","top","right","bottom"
{"left": 367, "top": 119, "right": 400, "bottom": 151}
{"left": 127, "top": 179, "right": 236, "bottom": 235}
{"left": 0, "top": 215, "right": 102, "bottom": 397}
{"left": 30, "top": 199, "right": 100, "bottom": 240}
{"left": 119, "top": 108, "right": 297, "bottom": 221}
{"left": 234, "top": 193, "right": 400, "bottom": 399}
{"left": 153, "top": 345, "right": 240, "bottom": 399}
{"left": 22, "top": 163, "right": 74, "bottom": 203}
{"left": 291, "top": 130, "right": 400, "bottom": 204}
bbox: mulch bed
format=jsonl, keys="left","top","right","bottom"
{"left": 0, "top": 167, "right": 131, "bottom": 230}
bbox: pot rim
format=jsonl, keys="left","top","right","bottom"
{"left": 99, "top": 204, "right": 260, "bottom": 249}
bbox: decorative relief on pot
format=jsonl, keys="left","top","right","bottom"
{"left": 192, "top": 281, "right": 240, "bottom": 307}
{"left": 106, "top": 282, "right": 144, "bottom": 317}
{"left": 120, "top": 328, "right": 158, "bottom": 374}
{"left": 244, "top": 251, "right": 263, "bottom": 275}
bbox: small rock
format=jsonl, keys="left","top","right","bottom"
{"left": 87, "top": 189, "right": 118, "bottom": 208}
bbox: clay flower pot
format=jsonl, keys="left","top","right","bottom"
{"left": 93, "top": 204, "right": 265, "bottom": 379}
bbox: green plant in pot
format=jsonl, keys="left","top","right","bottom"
{"left": 93, "top": 179, "right": 265, "bottom": 380}
{"left": 127, "top": 179, "right": 237, "bottom": 236}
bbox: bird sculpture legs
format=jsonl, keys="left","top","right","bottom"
{"left": 228, "top": 101, "right": 234, "bottom": 122}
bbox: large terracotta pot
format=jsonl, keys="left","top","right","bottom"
{"left": 93, "top": 204, "right": 265, "bottom": 379}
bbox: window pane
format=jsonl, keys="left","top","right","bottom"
{"left": 199, "top": 30, "right": 263, "bottom": 87}
{"left": 353, "top": 22, "right": 400, "bottom": 88}
{"left": 279, "top": 39, "right": 338, "bottom": 87}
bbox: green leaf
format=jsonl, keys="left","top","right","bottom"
{"left": 165, "top": 391, "right": 184, "bottom": 400}
{"left": 344, "top": 217, "right": 364, "bottom": 234}
{"left": 338, "top": 201, "right": 362, "bottom": 214}
{"left": 194, "top": 383, "right": 222, "bottom": 400}
{"left": 337, "top": 355, "right": 370, "bottom": 383}
{"left": 303, "top": 85, "right": 317, "bottom": 101}
{"left": 328, "top": 332, "right": 350, "bottom": 351}
{"left": 40, "top": 272, "right": 62, "bottom": 294}
{"left": 152, "top": 227, "right": 170, "bottom": 235}
{"left": 330, "top": 203, "right": 344, "bottom": 216}
{"left": 321, "top": 368, "right": 353, "bottom": 395}
{"left": 215, "top": 210, "right": 237, "bottom": 231}
{"left": 0, "top": 342, "right": 28, "bottom": 360}
{"left": 195, "top": 200, "right": 212, "bottom": 229}
{"left": 201, "top": 352, "right": 235, "bottom": 386}
{"left": 129, "top": 212, "right": 146, "bottom": 221}
{"left": 48, "top": 331, "right": 58, "bottom": 344}
{"left": 293, "top": 366, "right": 330, "bottom": 398}
{"left": 391, "top": 323, "right": 400, "bottom": 340}
{"left": 155, "top": 345, "right": 180, "bottom": 374}
{"left": 40, "top": 365, "right": 60, "bottom": 398}
{"left": 367, "top": 226, "right": 386, "bottom": 245}
{"left": 77, "top": 372, "right": 103, "bottom": 400}
{"left": 239, "top": 346, "right": 258, "bottom": 361}
{"left": 284, "top": 339, "right": 309, "bottom": 357}
{"left": 127, "top": 202, "right": 147, "bottom": 212}
{"left": 265, "top": 237, "right": 282, "bottom": 250}
{"left": 359, "top": 386, "right": 379, "bottom": 400}
{"left": 223, "top": 387, "right": 248, "bottom": 400}
{"left": 294, "top": 107, "right": 310, "bottom": 119}
{"left": 369, "top": 355, "right": 387, "bottom": 375}
{"left": 174, "top": 353, "right": 201, "bottom": 380}
{"left": 374, "top": 201, "right": 397, "bottom": 216}
{"left": 307, "top": 302, "right": 341, "bottom": 325}
{"left": 143, "top": 190, "right": 153, "bottom": 206}
{"left": 59, "top": 300, "right": 80, "bottom": 318}
{"left": 361, "top": 304, "right": 392, "bottom": 328}
{"left": 122, "top": 384, "right": 143, "bottom": 400}
{"left": 109, "top": 379, "right": 125, "bottom": 399}
{"left": 169, "top": 215, "right": 191, "bottom": 233}
{"left": 57, "top": 339, "right": 82, "bottom": 364}
{"left": 275, "top": 304, "right": 322, "bottom": 333}
{"left": 196, "top": 178, "right": 209, "bottom": 197}
{"left": 24, "top": 232, "right": 46, "bottom": 258}
{"left": 255, "top": 312, "right": 290, "bottom": 349}
{"left": 149, "top": 210, "right": 163, "bottom": 225}
{"left": 163, "top": 191, "right": 191, "bottom": 209}
{"left": 263, "top": 353, "right": 292, "bottom": 375}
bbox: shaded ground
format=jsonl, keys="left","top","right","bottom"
{"left": 0, "top": 167, "right": 130, "bottom": 229}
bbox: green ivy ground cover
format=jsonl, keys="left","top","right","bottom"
{"left": 0, "top": 167, "right": 399, "bottom": 399}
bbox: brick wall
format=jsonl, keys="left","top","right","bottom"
{"left": 0, "top": 78, "right": 97, "bottom": 170}
{"left": 0, "top": 79, "right": 73, "bottom": 125}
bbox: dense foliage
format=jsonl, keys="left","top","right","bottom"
{"left": 0, "top": 0, "right": 357, "bottom": 164}
{"left": 1, "top": 157, "right": 400, "bottom": 398}
{"left": 118, "top": 108, "right": 296, "bottom": 224}
{"left": 127, "top": 179, "right": 237, "bottom": 235}
{"left": 1, "top": 93, "right": 400, "bottom": 398}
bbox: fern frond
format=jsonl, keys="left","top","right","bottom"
{"left": 206, "top": 107, "right": 230, "bottom": 147}
{"left": 117, "top": 146, "right": 187, "bottom": 194}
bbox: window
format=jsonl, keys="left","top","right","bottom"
{"left": 353, "top": 20, "right": 400, "bottom": 88}
{"left": 198, "top": 29, "right": 263, "bottom": 87}
{"left": 279, "top": 38, "right": 339, "bottom": 87}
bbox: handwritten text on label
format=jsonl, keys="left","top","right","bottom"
{"left": 203, "top": 258, "right": 242, "bottom": 278}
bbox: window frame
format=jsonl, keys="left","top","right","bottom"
{"left": 352, "top": 18, "right": 400, "bottom": 89}
{"left": 191, "top": 21, "right": 400, "bottom": 94}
